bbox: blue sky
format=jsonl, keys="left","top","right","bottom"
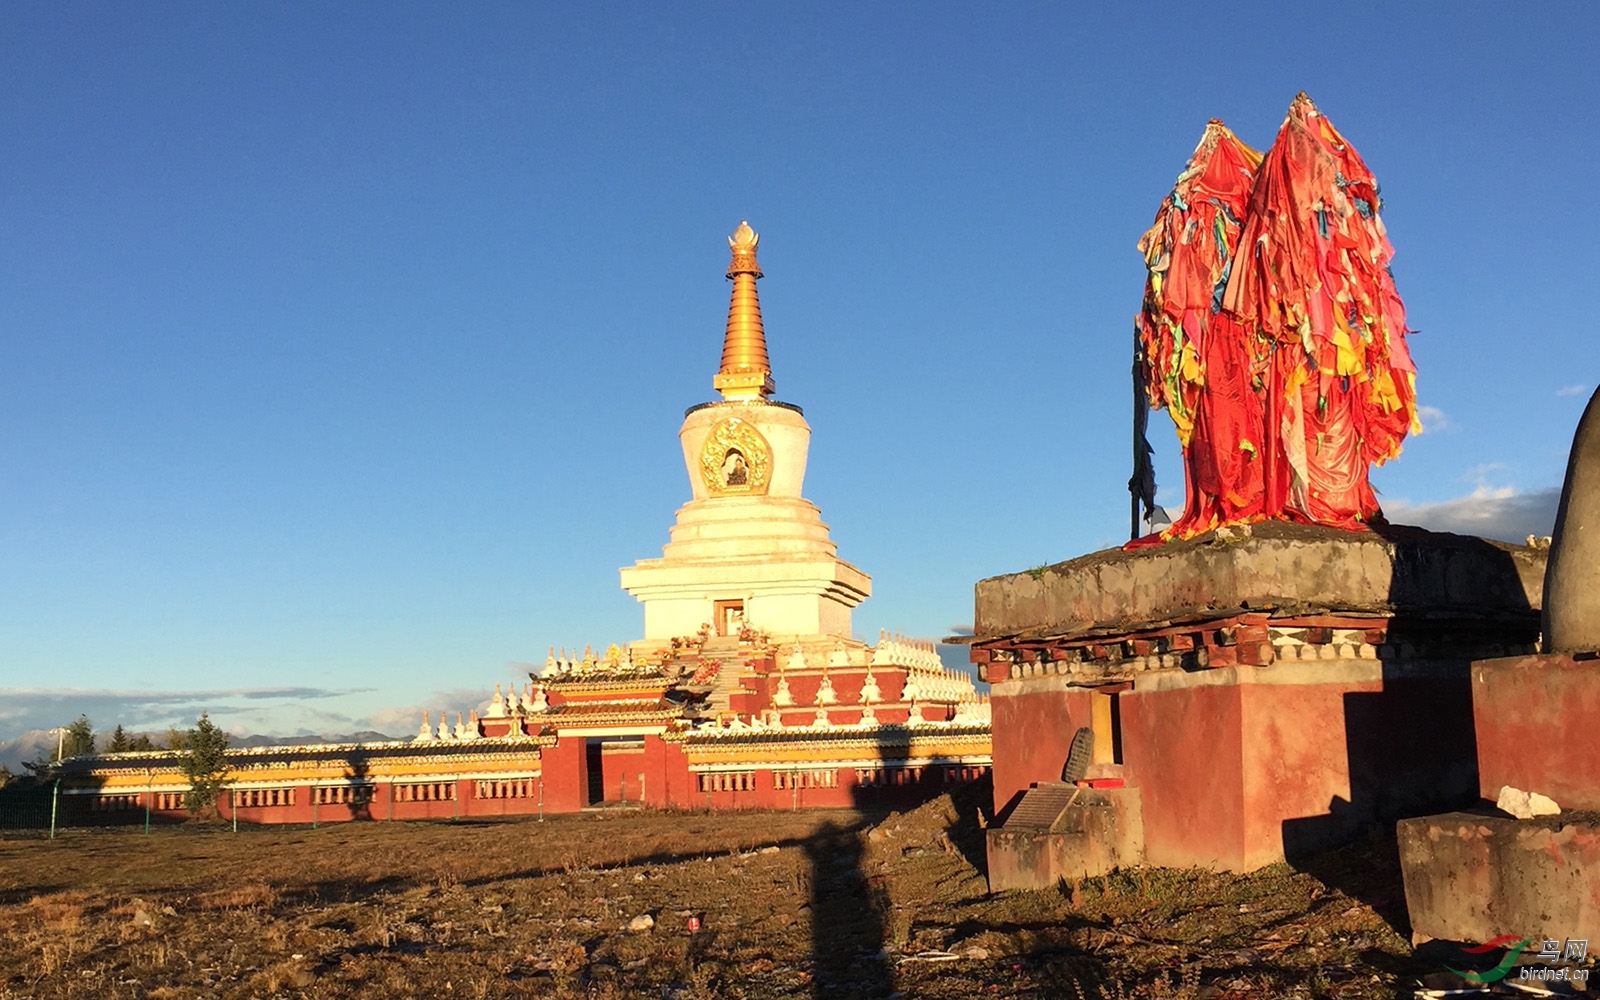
{"left": 2, "top": 5, "right": 1595, "bottom": 742}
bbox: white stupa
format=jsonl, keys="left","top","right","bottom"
{"left": 620, "top": 221, "right": 871, "bottom": 645}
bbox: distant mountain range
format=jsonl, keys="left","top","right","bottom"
{"left": 0, "top": 730, "right": 61, "bottom": 774}
{"left": 229, "top": 731, "right": 396, "bottom": 749}
{"left": 0, "top": 729, "right": 399, "bottom": 774}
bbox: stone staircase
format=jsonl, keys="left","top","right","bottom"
{"left": 699, "top": 637, "right": 747, "bottom": 713}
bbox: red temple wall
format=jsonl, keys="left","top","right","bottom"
{"left": 1121, "top": 682, "right": 1246, "bottom": 868}
{"left": 1236, "top": 681, "right": 1365, "bottom": 869}
{"left": 479, "top": 719, "right": 533, "bottom": 739}
{"left": 743, "top": 669, "right": 912, "bottom": 712}
{"left": 538, "top": 737, "right": 588, "bottom": 813}
{"left": 1121, "top": 670, "right": 1478, "bottom": 869}
{"left": 690, "top": 765, "right": 980, "bottom": 811}
{"left": 642, "top": 738, "right": 691, "bottom": 808}
{"left": 599, "top": 746, "right": 647, "bottom": 802}
{"left": 76, "top": 756, "right": 988, "bottom": 826}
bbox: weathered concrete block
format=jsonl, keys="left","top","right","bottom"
{"left": 975, "top": 522, "right": 1544, "bottom": 638}
{"left": 986, "top": 785, "right": 1145, "bottom": 892}
{"left": 1398, "top": 812, "right": 1600, "bottom": 945}
{"left": 1473, "top": 654, "right": 1600, "bottom": 812}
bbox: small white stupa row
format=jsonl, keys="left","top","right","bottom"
{"left": 483, "top": 680, "right": 548, "bottom": 718}
{"left": 870, "top": 630, "right": 945, "bottom": 670}
{"left": 413, "top": 678, "right": 555, "bottom": 743}
{"left": 540, "top": 643, "right": 637, "bottom": 676}
{"left": 414, "top": 710, "right": 486, "bottom": 743}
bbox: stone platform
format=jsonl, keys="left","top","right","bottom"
{"left": 1399, "top": 652, "right": 1600, "bottom": 944}
{"left": 985, "top": 783, "right": 1144, "bottom": 891}
{"left": 974, "top": 521, "right": 1545, "bottom": 646}
{"left": 973, "top": 523, "right": 1548, "bottom": 881}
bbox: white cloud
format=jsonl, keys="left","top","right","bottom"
{"left": 1414, "top": 405, "right": 1451, "bottom": 433}
{"left": 1385, "top": 485, "right": 1560, "bottom": 543}
{"left": 363, "top": 688, "right": 490, "bottom": 735}
{"left": 0, "top": 686, "right": 376, "bottom": 748}
{"left": 1557, "top": 385, "right": 1592, "bottom": 397}
{"left": 0, "top": 684, "right": 506, "bottom": 767}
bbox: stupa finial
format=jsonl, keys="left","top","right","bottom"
{"left": 714, "top": 220, "right": 775, "bottom": 401}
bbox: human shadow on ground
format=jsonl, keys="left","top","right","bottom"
{"left": 942, "top": 771, "right": 995, "bottom": 878}
{"left": 805, "top": 819, "right": 894, "bottom": 999}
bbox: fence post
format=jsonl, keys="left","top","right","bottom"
{"left": 49, "top": 779, "right": 60, "bottom": 838}
{"left": 231, "top": 789, "right": 237, "bottom": 834}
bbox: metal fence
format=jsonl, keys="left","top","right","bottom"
{"left": 0, "top": 796, "right": 53, "bottom": 831}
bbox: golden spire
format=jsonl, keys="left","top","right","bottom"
{"left": 714, "top": 220, "right": 775, "bottom": 400}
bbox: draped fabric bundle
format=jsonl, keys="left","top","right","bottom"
{"left": 1135, "top": 93, "right": 1419, "bottom": 541}
{"left": 1136, "top": 120, "right": 1266, "bottom": 535}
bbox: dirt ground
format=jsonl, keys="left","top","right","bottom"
{"left": 0, "top": 786, "right": 1479, "bottom": 999}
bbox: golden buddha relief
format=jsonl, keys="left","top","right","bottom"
{"left": 700, "top": 417, "right": 771, "bottom": 495}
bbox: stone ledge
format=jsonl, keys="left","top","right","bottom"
{"left": 975, "top": 521, "right": 1545, "bottom": 639}
{"left": 973, "top": 606, "right": 1539, "bottom": 687}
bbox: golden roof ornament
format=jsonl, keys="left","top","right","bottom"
{"left": 727, "top": 220, "right": 760, "bottom": 276}
{"left": 715, "top": 219, "right": 776, "bottom": 401}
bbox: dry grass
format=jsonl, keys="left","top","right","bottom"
{"left": 0, "top": 796, "right": 1428, "bottom": 999}
{"left": 193, "top": 882, "right": 280, "bottom": 910}
{"left": 24, "top": 891, "right": 87, "bottom": 931}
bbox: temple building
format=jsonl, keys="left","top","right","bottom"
{"left": 56, "top": 223, "right": 991, "bottom": 824}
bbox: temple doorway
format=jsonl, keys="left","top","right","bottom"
{"left": 585, "top": 741, "right": 604, "bottom": 804}
{"left": 714, "top": 599, "right": 745, "bottom": 637}
{"left": 584, "top": 737, "right": 648, "bottom": 806}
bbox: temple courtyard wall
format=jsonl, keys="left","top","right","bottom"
{"left": 56, "top": 724, "right": 991, "bottom": 827}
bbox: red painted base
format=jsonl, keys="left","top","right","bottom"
{"left": 1473, "top": 653, "right": 1600, "bottom": 812}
